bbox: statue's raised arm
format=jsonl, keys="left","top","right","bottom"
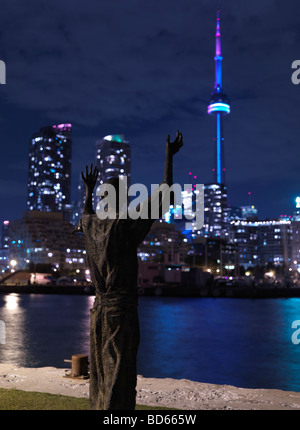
{"left": 81, "top": 164, "right": 99, "bottom": 215}
{"left": 164, "top": 130, "right": 183, "bottom": 186}
{"left": 132, "top": 130, "right": 183, "bottom": 220}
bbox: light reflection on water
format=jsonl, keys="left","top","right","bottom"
{"left": 0, "top": 294, "right": 30, "bottom": 365}
{"left": 1, "top": 293, "right": 300, "bottom": 392}
{"left": 0, "top": 293, "right": 94, "bottom": 367}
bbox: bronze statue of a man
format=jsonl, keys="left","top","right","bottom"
{"left": 75, "top": 131, "right": 183, "bottom": 410}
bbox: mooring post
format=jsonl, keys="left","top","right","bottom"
{"left": 64, "top": 354, "right": 89, "bottom": 378}
{"left": 72, "top": 354, "right": 89, "bottom": 377}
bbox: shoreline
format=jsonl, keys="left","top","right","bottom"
{"left": 1, "top": 364, "right": 300, "bottom": 410}
{"left": 1, "top": 283, "right": 300, "bottom": 299}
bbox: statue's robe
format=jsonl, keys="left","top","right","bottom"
{"left": 79, "top": 214, "right": 154, "bottom": 410}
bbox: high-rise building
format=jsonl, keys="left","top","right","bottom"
{"left": 203, "top": 183, "right": 229, "bottom": 239}
{"left": 228, "top": 220, "right": 259, "bottom": 269}
{"left": 162, "top": 171, "right": 206, "bottom": 243}
{"left": 229, "top": 219, "right": 293, "bottom": 269}
{"left": 95, "top": 134, "right": 131, "bottom": 188}
{"left": 27, "top": 123, "right": 72, "bottom": 216}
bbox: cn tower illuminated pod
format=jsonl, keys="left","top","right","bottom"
{"left": 207, "top": 10, "right": 230, "bottom": 184}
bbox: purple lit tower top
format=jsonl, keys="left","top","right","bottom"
{"left": 207, "top": 10, "right": 230, "bottom": 185}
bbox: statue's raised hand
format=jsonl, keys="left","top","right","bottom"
{"left": 166, "top": 130, "right": 183, "bottom": 156}
{"left": 82, "top": 164, "right": 99, "bottom": 191}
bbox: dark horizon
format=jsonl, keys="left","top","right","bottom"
{"left": 0, "top": 0, "right": 300, "bottom": 223}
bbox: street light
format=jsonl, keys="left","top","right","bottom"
{"left": 10, "top": 259, "right": 17, "bottom": 273}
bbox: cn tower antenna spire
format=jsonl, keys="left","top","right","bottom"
{"left": 207, "top": 9, "right": 230, "bottom": 185}
{"left": 216, "top": 9, "right": 221, "bottom": 53}
{"left": 215, "top": 9, "right": 222, "bottom": 91}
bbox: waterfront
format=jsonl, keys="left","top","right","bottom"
{"left": 1, "top": 293, "right": 300, "bottom": 392}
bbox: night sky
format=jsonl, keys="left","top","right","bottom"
{"left": 0, "top": 0, "right": 299, "bottom": 224}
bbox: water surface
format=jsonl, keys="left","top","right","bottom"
{"left": 1, "top": 293, "right": 300, "bottom": 392}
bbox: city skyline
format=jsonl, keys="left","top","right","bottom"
{"left": 0, "top": 1, "right": 300, "bottom": 223}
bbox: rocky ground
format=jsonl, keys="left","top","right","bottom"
{"left": 1, "top": 364, "right": 300, "bottom": 410}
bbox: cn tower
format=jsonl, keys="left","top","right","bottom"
{"left": 207, "top": 10, "right": 230, "bottom": 185}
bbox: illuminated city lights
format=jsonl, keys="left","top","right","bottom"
{"left": 207, "top": 102, "right": 230, "bottom": 114}
{"left": 27, "top": 124, "right": 72, "bottom": 215}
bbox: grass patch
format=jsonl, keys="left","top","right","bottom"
{"left": 0, "top": 388, "right": 174, "bottom": 410}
